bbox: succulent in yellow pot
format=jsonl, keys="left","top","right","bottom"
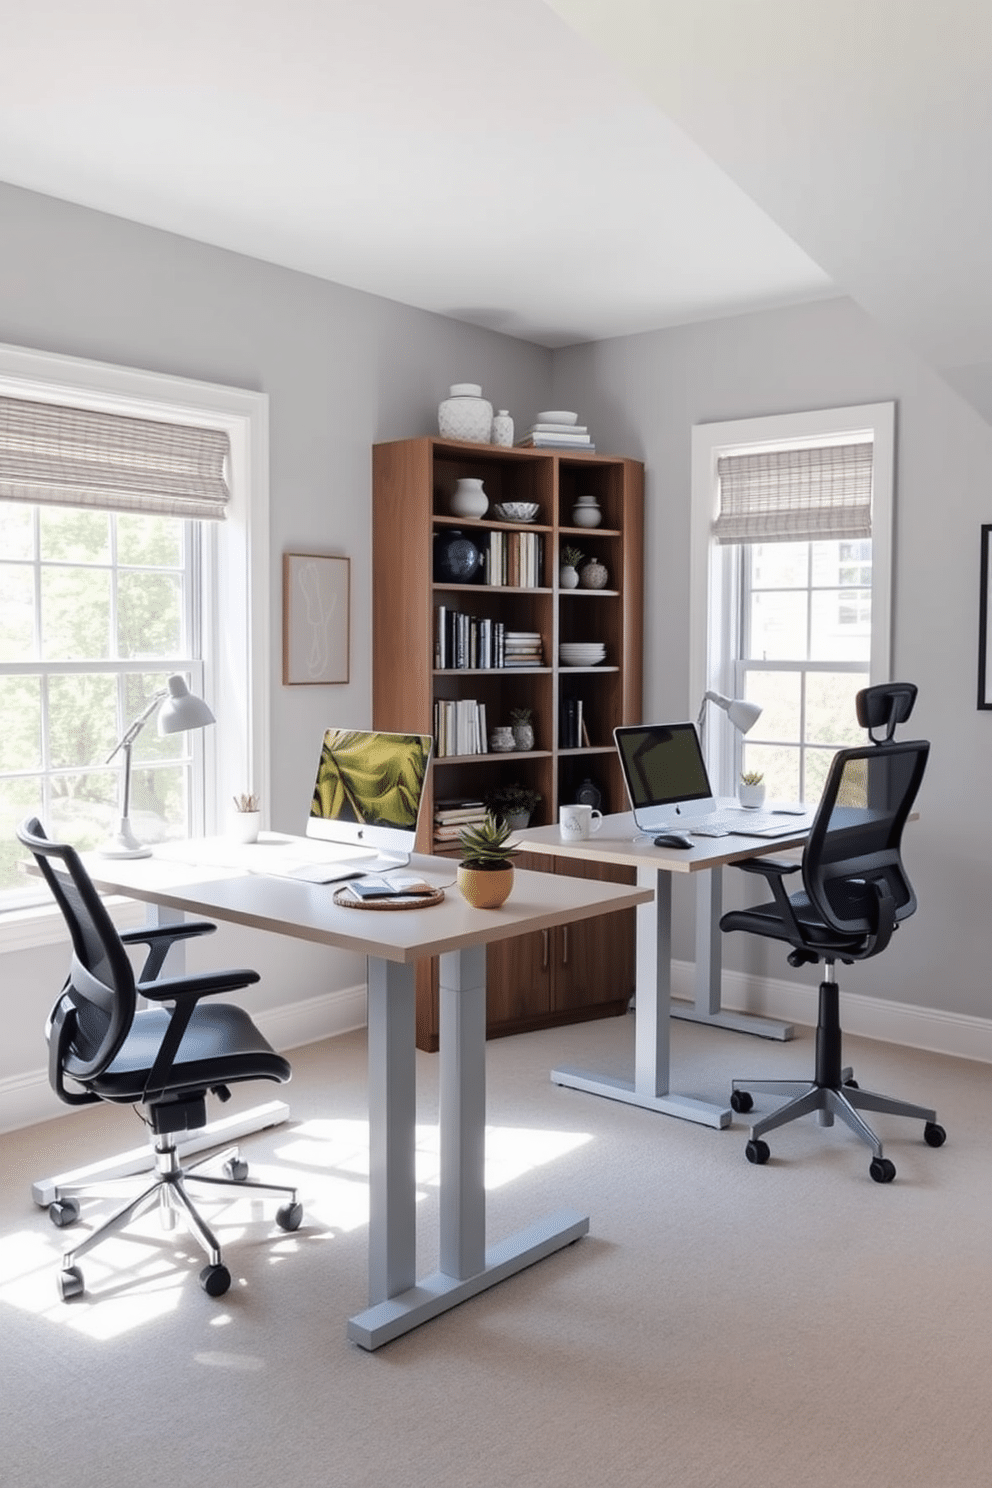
{"left": 456, "top": 812, "right": 519, "bottom": 909}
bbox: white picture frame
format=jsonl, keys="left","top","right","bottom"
{"left": 283, "top": 553, "right": 350, "bottom": 685}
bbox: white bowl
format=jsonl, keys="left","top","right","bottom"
{"left": 494, "top": 501, "right": 540, "bottom": 522}
{"left": 536, "top": 410, "right": 578, "bottom": 426}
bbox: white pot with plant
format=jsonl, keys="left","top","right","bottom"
{"left": 231, "top": 792, "right": 262, "bottom": 842}
{"left": 738, "top": 771, "right": 766, "bottom": 810}
{"left": 560, "top": 545, "right": 583, "bottom": 589}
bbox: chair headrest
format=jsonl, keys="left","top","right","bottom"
{"left": 855, "top": 682, "right": 918, "bottom": 743}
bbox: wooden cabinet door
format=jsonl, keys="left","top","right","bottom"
{"left": 551, "top": 856, "right": 635, "bottom": 1016}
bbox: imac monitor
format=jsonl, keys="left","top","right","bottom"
{"left": 305, "top": 727, "right": 433, "bottom": 865}
{"left": 613, "top": 722, "right": 717, "bottom": 832}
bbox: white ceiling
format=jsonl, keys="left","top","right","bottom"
{"left": 0, "top": 0, "right": 834, "bottom": 348}
{"left": 2, "top": 0, "right": 990, "bottom": 419}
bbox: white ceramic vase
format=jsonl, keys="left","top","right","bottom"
{"left": 572, "top": 495, "right": 602, "bottom": 528}
{"left": 559, "top": 565, "right": 580, "bottom": 589}
{"left": 739, "top": 782, "right": 766, "bottom": 810}
{"left": 230, "top": 810, "right": 261, "bottom": 843}
{"left": 438, "top": 383, "right": 493, "bottom": 443}
{"left": 489, "top": 727, "right": 515, "bottom": 753}
{"left": 450, "top": 477, "right": 489, "bottom": 519}
{"left": 491, "top": 409, "right": 514, "bottom": 446}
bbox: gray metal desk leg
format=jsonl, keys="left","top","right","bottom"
{"left": 670, "top": 869, "right": 794, "bottom": 1041}
{"left": 349, "top": 946, "right": 587, "bottom": 1351}
{"left": 553, "top": 866, "right": 732, "bottom": 1128}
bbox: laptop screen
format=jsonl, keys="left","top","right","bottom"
{"left": 613, "top": 722, "right": 716, "bottom": 829}
{"left": 305, "top": 728, "right": 433, "bottom": 859}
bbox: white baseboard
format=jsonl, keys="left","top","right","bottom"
{"left": 0, "top": 982, "right": 368, "bottom": 1136}
{"left": 672, "top": 961, "right": 992, "bottom": 1065}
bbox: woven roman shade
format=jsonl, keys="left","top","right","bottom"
{"left": 713, "top": 441, "right": 872, "bottom": 545}
{"left": 0, "top": 396, "right": 230, "bottom": 520}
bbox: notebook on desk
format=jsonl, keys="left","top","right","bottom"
{"left": 613, "top": 721, "right": 815, "bottom": 839}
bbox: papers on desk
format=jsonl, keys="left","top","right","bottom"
{"left": 154, "top": 835, "right": 378, "bottom": 883}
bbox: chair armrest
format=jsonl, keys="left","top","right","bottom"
{"left": 735, "top": 856, "right": 801, "bottom": 880}
{"left": 121, "top": 920, "right": 216, "bottom": 982}
{"left": 138, "top": 967, "right": 262, "bottom": 1104}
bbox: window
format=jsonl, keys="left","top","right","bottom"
{"left": 690, "top": 404, "right": 894, "bottom": 801}
{"left": 0, "top": 342, "right": 269, "bottom": 934}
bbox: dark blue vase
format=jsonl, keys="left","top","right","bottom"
{"left": 434, "top": 528, "right": 483, "bottom": 583}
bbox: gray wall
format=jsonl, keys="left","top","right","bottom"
{"left": 2, "top": 183, "right": 989, "bottom": 1127}
{"left": 552, "top": 297, "right": 992, "bottom": 1019}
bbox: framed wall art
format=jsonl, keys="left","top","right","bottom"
{"left": 283, "top": 553, "right": 351, "bottom": 685}
{"left": 979, "top": 526, "right": 992, "bottom": 708}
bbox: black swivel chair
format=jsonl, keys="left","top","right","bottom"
{"left": 721, "top": 713, "right": 945, "bottom": 1182}
{"left": 18, "top": 817, "right": 302, "bottom": 1300}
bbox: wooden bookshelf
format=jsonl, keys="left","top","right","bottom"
{"left": 372, "top": 435, "right": 643, "bottom": 1050}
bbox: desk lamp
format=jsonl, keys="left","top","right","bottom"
{"left": 696, "top": 690, "right": 761, "bottom": 743}
{"left": 100, "top": 675, "right": 215, "bottom": 859}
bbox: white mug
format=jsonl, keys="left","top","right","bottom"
{"left": 559, "top": 803, "right": 604, "bottom": 841}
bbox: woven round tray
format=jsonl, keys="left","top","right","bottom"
{"left": 333, "top": 885, "right": 446, "bottom": 911}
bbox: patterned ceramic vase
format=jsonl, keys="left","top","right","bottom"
{"left": 438, "top": 384, "right": 493, "bottom": 443}
{"left": 433, "top": 528, "right": 483, "bottom": 583}
{"left": 491, "top": 409, "right": 514, "bottom": 446}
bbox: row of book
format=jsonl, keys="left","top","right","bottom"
{"left": 432, "top": 797, "right": 487, "bottom": 850}
{"left": 435, "top": 606, "right": 545, "bottom": 670}
{"left": 560, "top": 696, "right": 592, "bottom": 749}
{"left": 434, "top": 698, "right": 488, "bottom": 757}
{"left": 516, "top": 419, "right": 595, "bottom": 451}
{"left": 480, "top": 529, "right": 543, "bottom": 588}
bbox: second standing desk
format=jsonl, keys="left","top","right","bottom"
{"left": 519, "top": 811, "right": 809, "bottom": 1128}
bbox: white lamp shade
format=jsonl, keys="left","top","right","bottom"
{"left": 725, "top": 698, "right": 762, "bottom": 734}
{"left": 157, "top": 674, "right": 215, "bottom": 735}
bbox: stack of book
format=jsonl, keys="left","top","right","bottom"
{"left": 434, "top": 698, "right": 488, "bottom": 757}
{"left": 482, "top": 529, "right": 543, "bottom": 587}
{"left": 435, "top": 605, "right": 506, "bottom": 669}
{"left": 516, "top": 420, "right": 595, "bottom": 451}
{"left": 433, "top": 798, "right": 487, "bottom": 851}
{"left": 503, "top": 630, "right": 544, "bottom": 667}
{"left": 560, "top": 696, "right": 591, "bottom": 748}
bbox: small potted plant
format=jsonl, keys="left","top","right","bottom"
{"left": 510, "top": 706, "right": 535, "bottom": 751}
{"left": 484, "top": 783, "right": 542, "bottom": 830}
{"left": 457, "top": 811, "right": 519, "bottom": 908}
{"left": 231, "top": 791, "right": 262, "bottom": 842}
{"left": 739, "top": 770, "right": 766, "bottom": 810}
{"left": 559, "top": 545, "right": 584, "bottom": 589}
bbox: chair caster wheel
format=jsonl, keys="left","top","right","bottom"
{"left": 276, "top": 1201, "right": 303, "bottom": 1232}
{"left": 923, "top": 1121, "right": 946, "bottom": 1147}
{"left": 870, "top": 1157, "right": 896, "bottom": 1183}
{"left": 745, "top": 1138, "right": 770, "bottom": 1165}
{"left": 223, "top": 1157, "right": 249, "bottom": 1182}
{"left": 49, "top": 1197, "right": 80, "bottom": 1228}
{"left": 199, "top": 1263, "right": 232, "bottom": 1297}
{"left": 844, "top": 1078, "right": 859, "bottom": 1088}
{"left": 59, "top": 1265, "right": 85, "bottom": 1301}
{"left": 730, "top": 1090, "right": 753, "bottom": 1114}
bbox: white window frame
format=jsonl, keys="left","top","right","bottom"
{"left": 689, "top": 402, "right": 894, "bottom": 791}
{"left": 0, "top": 341, "right": 270, "bottom": 949}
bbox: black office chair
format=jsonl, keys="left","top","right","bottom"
{"left": 720, "top": 735, "right": 945, "bottom": 1182}
{"left": 18, "top": 817, "right": 302, "bottom": 1300}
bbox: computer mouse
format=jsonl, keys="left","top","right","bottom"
{"left": 654, "top": 831, "right": 694, "bottom": 850}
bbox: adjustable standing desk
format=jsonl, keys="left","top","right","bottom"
{"left": 518, "top": 811, "right": 810, "bottom": 1128}
{"left": 75, "top": 844, "right": 651, "bottom": 1349}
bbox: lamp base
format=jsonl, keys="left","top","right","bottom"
{"left": 98, "top": 821, "right": 152, "bottom": 859}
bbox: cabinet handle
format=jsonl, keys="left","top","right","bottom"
{"left": 542, "top": 929, "right": 549, "bottom": 970}
{"left": 562, "top": 925, "right": 569, "bottom": 965}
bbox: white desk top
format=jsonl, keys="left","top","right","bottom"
{"left": 82, "top": 839, "right": 653, "bottom": 964}
{"left": 518, "top": 810, "right": 809, "bottom": 874}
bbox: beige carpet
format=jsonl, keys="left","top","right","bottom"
{"left": 1, "top": 1012, "right": 990, "bottom": 1488}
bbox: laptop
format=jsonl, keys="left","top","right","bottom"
{"left": 613, "top": 722, "right": 814, "bottom": 839}
{"left": 251, "top": 727, "right": 433, "bottom": 883}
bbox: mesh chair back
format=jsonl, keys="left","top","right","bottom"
{"left": 17, "top": 817, "right": 137, "bottom": 1083}
{"left": 801, "top": 740, "right": 929, "bottom": 941}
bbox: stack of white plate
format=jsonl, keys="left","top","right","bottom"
{"left": 559, "top": 642, "right": 606, "bottom": 667}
